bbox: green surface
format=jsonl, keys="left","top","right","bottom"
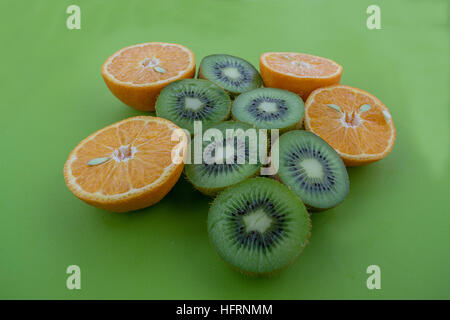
{"left": 0, "top": 0, "right": 448, "bottom": 299}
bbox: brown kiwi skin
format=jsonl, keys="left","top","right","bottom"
{"left": 207, "top": 181, "right": 312, "bottom": 276}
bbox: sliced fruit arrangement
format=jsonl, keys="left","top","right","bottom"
{"left": 198, "top": 54, "right": 263, "bottom": 96}
{"left": 64, "top": 116, "right": 188, "bottom": 212}
{"left": 102, "top": 42, "right": 195, "bottom": 111}
{"left": 304, "top": 85, "right": 396, "bottom": 166}
{"left": 185, "top": 121, "right": 266, "bottom": 196}
{"left": 260, "top": 52, "right": 342, "bottom": 101}
{"left": 63, "top": 43, "right": 398, "bottom": 276}
{"left": 155, "top": 79, "right": 231, "bottom": 135}
{"left": 232, "top": 87, "right": 304, "bottom": 132}
{"left": 276, "top": 130, "right": 349, "bottom": 210}
{"left": 208, "top": 177, "right": 311, "bottom": 275}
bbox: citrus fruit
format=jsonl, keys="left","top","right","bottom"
{"left": 101, "top": 42, "right": 196, "bottom": 111}
{"left": 304, "top": 85, "right": 396, "bottom": 166}
{"left": 260, "top": 52, "right": 342, "bottom": 101}
{"left": 63, "top": 116, "right": 188, "bottom": 212}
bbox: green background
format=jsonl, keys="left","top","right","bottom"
{"left": 1, "top": 0, "right": 448, "bottom": 299}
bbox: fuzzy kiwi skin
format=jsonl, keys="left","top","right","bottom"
{"left": 207, "top": 177, "right": 311, "bottom": 275}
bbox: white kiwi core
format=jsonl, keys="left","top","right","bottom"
{"left": 243, "top": 210, "right": 273, "bottom": 234}
{"left": 258, "top": 101, "right": 278, "bottom": 113}
{"left": 300, "top": 158, "right": 324, "bottom": 179}
{"left": 223, "top": 67, "right": 241, "bottom": 79}
{"left": 184, "top": 97, "right": 203, "bottom": 111}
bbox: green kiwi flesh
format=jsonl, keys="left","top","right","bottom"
{"left": 155, "top": 79, "right": 231, "bottom": 135}
{"left": 208, "top": 177, "right": 311, "bottom": 275}
{"left": 277, "top": 130, "right": 349, "bottom": 210}
{"left": 232, "top": 87, "right": 304, "bottom": 132}
{"left": 198, "top": 54, "right": 263, "bottom": 96}
{"left": 184, "top": 121, "right": 266, "bottom": 196}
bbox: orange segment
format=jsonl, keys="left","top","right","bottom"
{"left": 101, "top": 42, "right": 195, "bottom": 111}
{"left": 260, "top": 52, "right": 342, "bottom": 101}
{"left": 304, "top": 85, "right": 396, "bottom": 166}
{"left": 64, "top": 116, "right": 188, "bottom": 212}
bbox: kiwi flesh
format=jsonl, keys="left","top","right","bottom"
{"left": 184, "top": 121, "right": 266, "bottom": 196}
{"left": 208, "top": 177, "right": 311, "bottom": 275}
{"left": 198, "top": 54, "right": 263, "bottom": 96}
{"left": 155, "top": 79, "right": 231, "bottom": 135}
{"left": 232, "top": 87, "right": 304, "bottom": 132}
{"left": 277, "top": 130, "right": 349, "bottom": 210}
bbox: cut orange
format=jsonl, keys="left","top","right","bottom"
{"left": 260, "top": 52, "right": 342, "bottom": 101}
{"left": 304, "top": 85, "right": 396, "bottom": 166}
{"left": 63, "top": 116, "right": 188, "bottom": 212}
{"left": 101, "top": 42, "right": 196, "bottom": 111}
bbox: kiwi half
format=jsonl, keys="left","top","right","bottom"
{"left": 198, "top": 54, "right": 263, "bottom": 96}
{"left": 232, "top": 87, "right": 304, "bottom": 132}
{"left": 155, "top": 79, "right": 231, "bottom": 135}
{"left": 277, "top": 130, "right": 349, "bottom": 210}
{"left": 185, "top": 121, "right": 266, "bottom": 196}
{"left": 208, "top": 177, "right": 311, "bottom": 275}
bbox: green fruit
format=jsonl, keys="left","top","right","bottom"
{"left": 277, "top": 130, "right": 349, "bottom": 210}
{"left": 155, "top": 79, "right": 231, "bottom": 135}
{"left": 198, "top": 54, "right": 263, "bottom": 96}
{"left": 232, "top": 87, "right": 304, "bottom": 132}
{"left": 208, "top": 177, "right": 311, "bottom": 275}
{"left": 185, "top": 121, "right": 266, "bottom": 196}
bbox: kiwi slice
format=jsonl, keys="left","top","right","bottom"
{"left": 277, "top": 130, "right": 349, "bottom": 210}
{"left": 198, "top": 54, "right": 263, "bottom": 96}
{"left": 155, "top": 79, "right": 231, "bottom": 135}
{"left": 185, "top": 121, "right": 266, "bottom": 196}
{"left": 208, "top": 177, "right": 311, "bottom": 275}
{"left": 232, "top": 88, "right": 304, "bottom": 132}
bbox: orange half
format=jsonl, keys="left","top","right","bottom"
{"left": 64, "top": 116, "right": 188, "bottom": 212}
{"left": 260, "top": 52, "right": 342, "bottom": 101}
{"left": 102, "top": 42, "right": 196, "bottom": 111}
{"left": 304, "top": 85, "right": 395, "bottom": 166}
